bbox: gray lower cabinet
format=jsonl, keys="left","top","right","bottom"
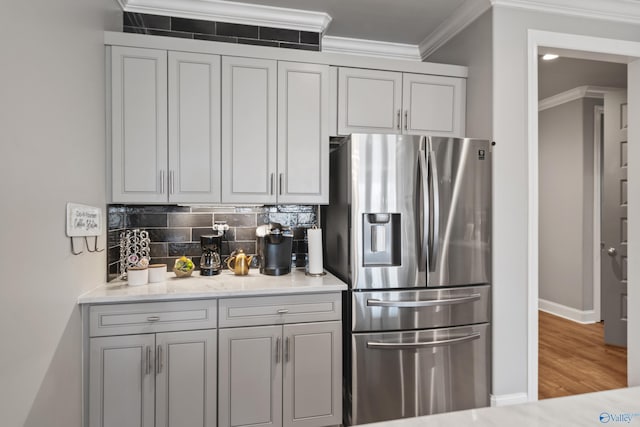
{"left": 87, "top": 300, "right": 218, "bottom": 427}
{"left": 218, "top": 321, "right": 342, "bottom": 427}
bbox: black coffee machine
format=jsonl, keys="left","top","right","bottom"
{"left": 200, "top": 233, "right": 222, "bottom": 276}
{"left": 256, "top": 223, "right": 293, "bottom": 276}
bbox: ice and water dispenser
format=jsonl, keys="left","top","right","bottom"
{"left": 362, "top": 213, "right": 401, "bottom": 266}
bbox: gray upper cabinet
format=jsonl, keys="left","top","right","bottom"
{"left": 221, "top": 56, "right": 278, "bottom": 204}
{"left": 337, "top": 67, "right": 402, "bottom": 134}
{"left": 168, "top": 51, "right": 222, "bottom": 204}
{"left": 110, "top": 47, "right": 222, "bottom": 204}
{"left": 402, "top": 72, "right": 466, "bottom": 137}
{"left": 277, "top": 62, "right": 329, "bottom": 204}
{"left": 111, "top": 46, "right": 168, "bottom": 203}
{"left": 337, "top": 67, "right": 466, "bottom": 137}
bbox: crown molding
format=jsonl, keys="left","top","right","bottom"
{"left": 491, "top": 0, "right": 640, "bottom": 25}
{"left": 419, "top": 0, "right": 491, "bottom": 60}
{"left": 116, "top": 0, "right": 332, "bottom": 33}
{"left": 322, "top": 36, "right": 422, "bottom": 61}
{"left": 538, "top": 86, "right": 621, "bottom": 111}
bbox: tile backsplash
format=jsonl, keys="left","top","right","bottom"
{"left": 107, "top": 204, "right": 318, "bottom": 281}
{"left": 123, "top": 12, "right": 321, "bottom": 51}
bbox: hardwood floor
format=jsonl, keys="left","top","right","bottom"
{"left": 538, "top": 310, "right": 627, "bottom": 399}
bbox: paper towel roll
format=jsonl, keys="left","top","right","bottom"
{"left": 307, "top": 227, "right": 324, "bottom": 275}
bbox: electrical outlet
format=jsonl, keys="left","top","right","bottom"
{"left": 213, "top": 221, "right": 229, "bottom": 233}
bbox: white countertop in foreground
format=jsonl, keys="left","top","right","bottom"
{"left": 78, "top": 269, "right": 346, "bottom": 304}
{"left": 364, "top": 387, "right": 640, "bottom": 427}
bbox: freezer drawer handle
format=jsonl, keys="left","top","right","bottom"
{"left": 367, "top": 293, "right": 481, "bottom": 308}
{"left": 367, "top": 332, "right": 480, "bottom": 349}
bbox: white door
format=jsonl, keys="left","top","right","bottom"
{"left": 111, "top": 46, "right": 168, "bottom": 203}
{"left": 89, "top": 334, "right": 155, "bottom": 427}
{"left": 221, "top": 56, "right": 277, "bottom": 204}
{"left": 218, "top": 326, "right": 283, "bottom": 427}
{"left": 277, "top": 62, "right": 329, "bottom": 204}
{"left": 337, "top": 67, "right": 402, "bottom": 135}
{"left": 402, "top": 73, "right": 466, "bottom": 137}
{"left": 283, "top": 322, "right": 342, "bottom": 427}
{"left": 155, "top": 330, "right": 217, "bottom": 427}
{"left": 602, "top": 90, "right": 628, "bottom": 347}
{"left": 168, "top": 51, "right": 221, "bottom": 204}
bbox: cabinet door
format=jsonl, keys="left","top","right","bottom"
{"left": 402, "top": 73, "right": 466, "bottom": 137}
{"left": 283, "top": 322, "right": 342, "bottom": 427}
{"left": 111, "top": 46, "right": 168, "bottom": 203}
{"left": 218, "top": 326, "right": 282, "bottom": 427}
{"left": 155, "top": 330, "right": 217, "bottom": 427}
{"left": 221, "top": 57, "right": 277, "bottom": 204}
{"left": 337, "top": 67, "right": 402, "bottom": 135}
{"left": 168, "top": 52, "right": 221, "bottom": 204}
{"left": 277, "top": 62, "right": 329, "bottom": 204}
{"left": 89, "top": 334, "right": 155, "bottom": 427}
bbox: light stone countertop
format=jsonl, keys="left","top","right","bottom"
{"left": 78, "top": 269, "right": 346, "bottom": 304}
{"left": 363, "top": 387, "right": 640, "bottom": 427}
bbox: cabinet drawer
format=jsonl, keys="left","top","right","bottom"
{"left": 89, "top": 300, "right": 217, "bottom": 337}
{"left": 219, "top": 293, "right": 341, "bottom": 327}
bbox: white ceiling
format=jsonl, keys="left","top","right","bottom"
{"left": 224, "top": 0, "right": 467, "bottom": 44}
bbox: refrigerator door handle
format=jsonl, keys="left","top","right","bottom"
{"left": 418, "top": 148, "right": 429, "bottom": 270}
{"left": 366, "top": 333, "right": 481, "bottom": 349}
{"left": 367, "top": 294, "right": 481, "bottom": 308}
{"left": 428, "top": 149, "right": 440, "bottom": 272}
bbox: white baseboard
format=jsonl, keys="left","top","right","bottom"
{"left": 538, "top": 298, "right": 598, "bottom": 324}
{"left": 490, "top": 393, "right": 529, "bottom": 407}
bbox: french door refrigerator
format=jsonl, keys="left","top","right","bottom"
{"left": 322, "top": 133, "right": 492, "bottom": 425}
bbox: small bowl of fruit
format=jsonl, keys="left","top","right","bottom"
{"left": 173, "top": 256, "right": 195, "bottom": 278}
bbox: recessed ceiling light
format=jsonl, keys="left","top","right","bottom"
{"left": 542, "top": 53, "right": 559, "bottom": 61}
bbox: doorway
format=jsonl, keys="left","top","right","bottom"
{"left": 527, "top": 30, "right": 640, "bottom": 400}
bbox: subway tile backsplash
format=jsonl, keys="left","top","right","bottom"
{"left": 123, "top": 12, "right": 321, "bottom": 51}
{"left": 107, "top": 204, "right": 318, "bottom": 281}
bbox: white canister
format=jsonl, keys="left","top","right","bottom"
{"left": 148, "top": 264, "right": 167, "bottom": 283}
{"left": 127, "top": 267, "right": 148, "bottom": 286}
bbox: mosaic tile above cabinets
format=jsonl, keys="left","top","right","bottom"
{"left": 123, "top": 12, "right": 321, "bottom": 51}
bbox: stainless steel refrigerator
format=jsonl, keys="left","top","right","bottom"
{"left": 322, "top": 133, "right": 492, "bottom": 425}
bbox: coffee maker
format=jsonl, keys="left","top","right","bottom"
{"left": 200, "top": 234, "right": 222, "bottom": 276}
{"left": 256, "top": 223, "right": 293, "bottom": 276}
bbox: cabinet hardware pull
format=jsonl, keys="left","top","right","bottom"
{"left": 367, "top": 294, "right": 481, "bottom": 308}
{"left": 147, "top": 316, "right": 160, "bottom": 322}
{"left": 146, "top": 346, "right": 152, "bottom": 375}
{"left": 396, "top": 110, "right": 401, "bottom": 130}
{"left": 169, "top": 170, "right": 174, "bottom": 195}
{"left": 404, "top": 110, "right": 408, "bottom": 130}
{"left": 279, "top": 173, "right": 283, "bottom": 195}
{"left": 156, "top": 345, "right": 163, "bottom": 375}
{"left": 270, "top": 173, "right": 275, "bottom": 195}
{"left": 276, "top": 309, "right": 289, "bottom": 314}
{"left": 367, "top": 333, "right": 481, "bottom": 349}
{"left": 285, "top": 337, "right": 290, "bottom": 363}
{"left": 160, "top": 171, "right": 165, "bottom": 194}
{"left": 275, "top": 337, "right": 281, "bottom": 364}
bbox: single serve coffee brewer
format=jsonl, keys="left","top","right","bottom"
{"left": 256, "top": 223, "right": 293, "bottom": 276}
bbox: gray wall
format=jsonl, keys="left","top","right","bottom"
{"left": 0, "top": 1, "right": 120, "bottom": 426}
{"left": 539, "top": 57, "right": 626, "bottom": 100}
{"left": 425, "top": 9, "right": 492, "bottom": 140}
{"left": 430, "top": 4, "right": 640, "bottom": 399}
{"left": 489, "top": 5, "right": 640, "bottom": 396}
{"left": 538, "top": 97, "right": 601, "bottom": 311}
